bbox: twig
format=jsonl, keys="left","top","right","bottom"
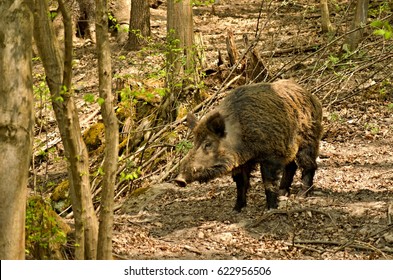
{"left": 369, "top": 170, "right": 393, "bottom": 179}
{"left": 183, "top": 245, "right": 202, "bottom": 255}
{"left": 369, "top": 223, "right": 393, "bottom": 238}
{"left": 251, "top": 207, "right": 335, "bottom": 228}
{"left": 294, "top": 239, "right": 393, "bottom": 255}
{"left": 284, "top": 242, "right": 325, "bottom": 254}
{"left": 259, "top": 45, "right": 321, "bottom": 57}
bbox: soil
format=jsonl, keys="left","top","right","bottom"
{"left": 31, "top": 0, "right": 393, "bottom": 260}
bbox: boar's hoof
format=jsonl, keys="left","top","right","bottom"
{"left": 278, "top": 189, "right": 289, "bottom": 197}
{"left": 233, "top": 202, "right": 246, "bottom": 213}
{"left": 297, "top": 184, "right": 313, "bottom": 197}
{"left": 266, "top": 192, "right": 279, "bottom": 210}
{"left": 174, "top": 176, "right": 187, "bottom": 188}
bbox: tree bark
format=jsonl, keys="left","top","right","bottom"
{"left": 76, "top": 0, "right": 96, "bottom": 42}
{"left": 108, "top": 0, "right": 131, "bottom": 44}
{"left": 346, "top": 0, "right": 370, "bottom": 51}
{"left": 30, "top": 0, "right": 98, "bottom": 259}
{"left": 0, "top": 0, "right": 34, "bottom": 260}
{"left": 167, "top": 0, "right": 194, "bottom": 74}
{"left": 159, "top": 0, "right": 194, "bottom": 123}
{"left": 388, "top": 201, "right": 393, "bottom": 225}
{"left": 96, "top": 0, "right": 119, "bottom": 260}
{"left": 128, "top": 0, "right": 151, "bottom": 50}
{"left": 320, "top": 0, "right": 335, "bottom": 33}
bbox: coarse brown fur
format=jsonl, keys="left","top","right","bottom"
{"left": 176, "top": 79, "right": 323, "bottom": 211}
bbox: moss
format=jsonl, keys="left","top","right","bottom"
{"left": 51, "top": 180, "right": 71, "bottom": 213}
{"left": 51, "top": 180, "right": 69, "bottom": 201}
{"left": 129, "top": 186, "right": 149, "bottom": 197}
{"left": 83, "top": 122, "right": 105, "bottom": 151}
{"left": 26, "top": 196, "right": 71, "bottom": 259}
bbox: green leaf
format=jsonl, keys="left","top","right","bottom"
{"left": 384, "top": 31, "right": 392, "bottom": 40}
{"left": 373, "top": 29, "right": 386, "bottom": 36}
{"left": 328, "top": 54, "right": 339, "bottom": 65}
{"left": 96, "top": 167, "right": 105, "bottom": 176}
{"left": 54, "top": 96, "right": 64, "bottom": 103}
{"left": 97, "top": 97, "right": 105, "bottom": 106}
{"left": 83, "top": 93, "right": 95, "bottom": 103}
{"left": 370, "top": 20, "right": 383, "bottom": 28}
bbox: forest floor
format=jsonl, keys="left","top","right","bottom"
{"left": 31, "top": 0, "right": 393, "bottom": 260}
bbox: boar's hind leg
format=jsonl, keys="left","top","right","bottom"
{"left": 232, "top": 163, "right": 253, "bottom": 212}
{"left": 279, "top": 161, "right": 298, "bottom": 196}
{"left": 261, "top": 162, "right": 283, "bottom": 209}
{"left": 296, "top": 146, "right": 318, "bottom": 197}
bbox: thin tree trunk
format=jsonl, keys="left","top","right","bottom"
{"left": 388, "top": 201, "right": 393, "bottom": 225}
{"left": 30, "top": 0, "right": 98, "bottom": 260}
{"left": 0, "top": 0, "right": 34, "bottom": 260}
{"left": 320, "top": 0, "right": 335, "bottom": 33}
{"left": 96, "top": 0, "right": 119, "bottom": 260}
{"left": 76, "top": 0, "right": 96, "bottom": 42}
{"left": 167, "top": 0, "right": 194, "bottom": 74}
{"left": 159, "top": 0, "right": 194, "bottom": 123}
{"left": 346, "top": 0, "right": 370, "bottom": 51}
{"left": 128, "top": 0, "right": 151, "bottom": 50}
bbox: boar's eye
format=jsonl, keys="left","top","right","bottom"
{"left": 202, "top": 141, "right": 213, "bottom": 151}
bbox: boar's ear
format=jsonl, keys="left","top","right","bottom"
{"left": 206, "top": 112, "right": 226, "bottom": 138}
{"left": 186, "top": 112, "right": 198, "bottom": 130}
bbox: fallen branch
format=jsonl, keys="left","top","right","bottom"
{"left": 183, "top": 245, "right": 202, "bottom": 255}
{"left": 259, "top": 45, "right": 321, "bottom": 57}
{"left": 294, "top": 239, "right": 393, "bottom": 256}
{"left": 251, "top": 207, "right": 335, "bottom": 228}
{"left": 284, "top": 242, "right": 325, "bottom": 254}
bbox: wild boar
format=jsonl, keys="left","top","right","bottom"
{"left": 175, "top": 79, "right": 323, "bottom": 211}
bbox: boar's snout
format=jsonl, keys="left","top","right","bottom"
{"left": 174, "top": 175, "right": 188, "bottom": 188}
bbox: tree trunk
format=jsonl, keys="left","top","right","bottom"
{"left": 346, "top": 0, "right": 370, "bottom": 51}
{"left": 30, "top": 0, "right": 98, "bottom": 260}
{"left": 96, "top": 0, "right": 119, "bottom": 260}
{"left": 167, "top": 0, "right": 194, "bottom": 74}
{"left": 76, "top": 0, "right": 96, "bottom": 42}
{"left": 388, "top": 202, "right": 393, "bottom": 225}
{"left": 0, "top": 0, "right": 34, "bottom": 260}
{"left": 320, "top": 0, "right": 335, "bottom": 33}
{"left": 128, "top": 0, "right": 151, "bottom": 50}
{"left": 159, "top": 0, "right": 194, "bottom": 123}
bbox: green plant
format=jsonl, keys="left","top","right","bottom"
{"left": 328, "top": 112, "right": 343, "bottom": 123}
{"left": 83, "top": 93, "right": 105, "bottom": 106}
{"left": 364, "top": 123, "right": 380, "bottom": 135}
{"left": 108, "top": 12, "right": 120, "bottom": 32}
{"left": 120, "top": 166, "right": 142, "bottom": 182}
{"left": 328, "top": 54, "right": 340, "bottom": 66}
{"left": 25, "top": 196, "right": 70, "bottom": 259}
{"left": 33, "top": 74, "right": 50, "bottom": 100}
{"left": 371, "top": 20, "right": 392, "bottom": 40}
{"left": 192, "top": 0, "right": 215, "bottom": 6}
{"left": 369, "top": 2, "right": 391, "bottom": 18}
{"left": 176, "top": 140, "right": 193, "bottom": 154}
{"left": 83, "top": 93, "right": 95, "bottom": 103}
{"left": 377, "top": 79, "right": 393, "bottom": 99}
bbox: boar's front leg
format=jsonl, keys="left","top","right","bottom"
{"left": 279, "top": 161, "right": 298, "bottom": 196}
{"left": 232, "top": 162, "right": 253, "bottom": 212}
{"left": 261, "top": 161, "right": 283, "bottom": 209}
{"left": 296, "top": 145, "right": 318, "bottom": 196}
